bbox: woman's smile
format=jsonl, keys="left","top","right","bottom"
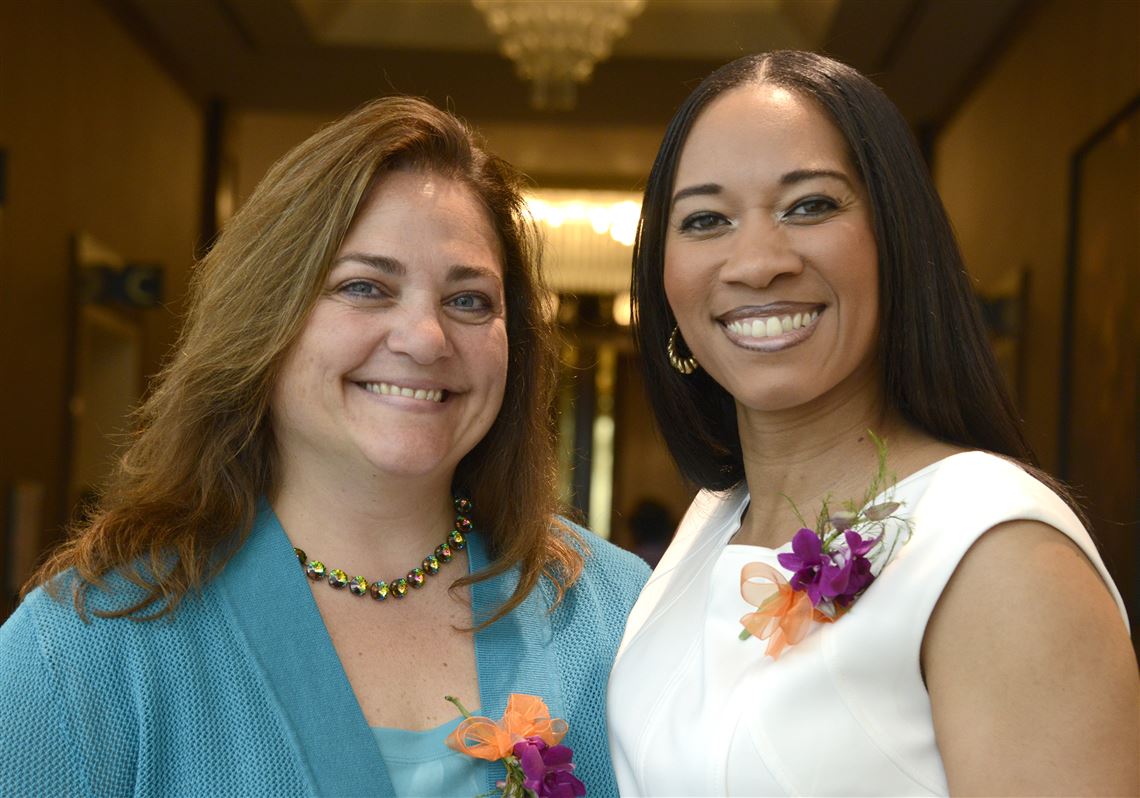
{"left": 718, "top": 304, "right": 824, "bottom": 352}
{"left": 355, "top": 379, "right": 449, "bottom": 405}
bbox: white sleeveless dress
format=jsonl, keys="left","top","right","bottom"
{"left": 607, "top": 452, "right": 1128, "bottom": 796}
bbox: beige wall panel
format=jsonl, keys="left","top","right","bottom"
{"left": 229, "top": 111, "right": 329, "bottom": 209}
{"left": 934, "top": 0, "right": 1140, "bottom": 468}
{"left": 0, "top": 0, "right": 202, "bottom": 568}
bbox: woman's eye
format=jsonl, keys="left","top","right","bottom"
{"left": 333, "top": 279, "right": 395, "bottom": 303}
{"left": 785, "top": 196, "right": 839, "bottom": 219}
{"left": 338, "top": 280, "right": 385, "bottom": 298}
{"left": 677, "top": 211, "right": 729, "bottom": 233}
{"left": 447, "top": 293, "right": 493, "bottom": 313}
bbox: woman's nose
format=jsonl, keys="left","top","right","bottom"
{"left": 385, "top": 304, "right": 452, "bottom": 364}
{"left": 719, "top": 219, "right": 803, "bottom": 288}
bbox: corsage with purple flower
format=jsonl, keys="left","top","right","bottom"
{"left": 739, "top": 432, "right": 913, "bottom": 659}
{"left": 444, "top": 693, "right": 586, "bottom": 798}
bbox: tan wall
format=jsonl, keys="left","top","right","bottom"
{"left": 934, "top": 0, "right": 1139, "bottom": 469}
{"left": 228, "top": 111, "right": 330, "bottom": 209}
{"left": 0, "top": 0, "right": 203, "bottom": 590}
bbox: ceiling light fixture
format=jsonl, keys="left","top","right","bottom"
{"left": 473, "top": 0, "right": 646, "bottom": 111}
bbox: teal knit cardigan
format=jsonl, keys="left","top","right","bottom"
{"left": 0, "top": 504, "right": 649, "bottom": 796}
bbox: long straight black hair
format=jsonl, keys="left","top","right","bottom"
{"left": 632, "top": 50, "right": 1036, "bottom": 490}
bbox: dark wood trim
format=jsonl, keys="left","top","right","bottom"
{"left": 197, "top": 98, "right": 226, "bottom": 259}
{"left": 95, "top": 0, "right": 204, "bottom": 103}
{"left": 1058, "top": 91, "right": 1140, "bottom": 478}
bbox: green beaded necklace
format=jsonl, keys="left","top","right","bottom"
{"left": 293, "top": 496, "right": 472, "bottom": 601}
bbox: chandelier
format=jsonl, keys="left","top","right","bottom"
{"left": 473, "top": 0, "right": 647, "bottom": 111}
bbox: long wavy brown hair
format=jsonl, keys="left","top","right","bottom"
{"left": 29, "top": 96, "right": 582, "bottom": 624}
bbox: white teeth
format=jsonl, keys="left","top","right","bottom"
{"left": 363, "top": 382, "right": 444, "bottom": 403}
{"left": 726, "top": 310, "right": 821, "bottom": 339}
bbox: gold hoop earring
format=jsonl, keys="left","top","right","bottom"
{"left": 667, "top": 326, "right": 698, "bottom": 375}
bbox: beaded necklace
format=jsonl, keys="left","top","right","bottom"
{"left": 293, "top": 496, "right": 472, "bottom": 601}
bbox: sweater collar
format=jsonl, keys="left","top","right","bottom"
{"left": 216, "top": 501, "right": 394, "bottom": 795}
{"left": 216, "top": 500, "right": 560, "bottom": 797}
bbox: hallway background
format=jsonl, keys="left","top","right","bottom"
{"left": 1, "top": 0, "right": 1136, "bottom": 635}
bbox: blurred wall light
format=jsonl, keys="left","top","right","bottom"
{"left": 527, "top": 195, "right": 640, "bottom": 245}
{"left": 612, "top": 291, "right": 632, "bottom": 326}
{"left": 526, "top": 190, "right": 642, "bottom": 295}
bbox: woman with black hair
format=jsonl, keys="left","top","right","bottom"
{"left": 607, "top": 51, "right": 1136, "bottom": 796}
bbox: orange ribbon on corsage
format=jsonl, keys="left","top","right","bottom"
{"left": 445, "top": 693, "right": 568, "bottom": 762}
{"left": 739, "top": 562, "right": 835, "bottom": 660}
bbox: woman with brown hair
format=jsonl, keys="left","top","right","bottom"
{"left": 607, "top": 51, "right": 1136, "bottom": 795}
{"left": 0, "top": 96, "right": 648, "bottom": 796}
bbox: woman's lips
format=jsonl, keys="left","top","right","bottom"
{"left": 718, "top": 306, "right": 824, "bottom": 351}
{"left": 356, "top": 380, "right": 448, "bottom": 403}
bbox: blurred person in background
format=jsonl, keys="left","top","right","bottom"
{"left": 628, "top": 499, "right": 674, "bottom": 568}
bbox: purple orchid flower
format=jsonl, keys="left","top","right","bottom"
{"left": 778, "top": 528, "right": 828, "bottom": 604}
{"left": 818, "top": 530, "right": 875, "bottom": 598}
{"left": 512, "top": 736, "right": 586, "bottom": 798}
{"left": 836, "top": 530, "right": 878, "bottom": 603}
{"left": 778, "top": 528, "right": 880, "bottom": 608}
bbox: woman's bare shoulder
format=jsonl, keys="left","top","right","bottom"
{"left": 923, "top": 519, "right": 1138, "bottom": 795}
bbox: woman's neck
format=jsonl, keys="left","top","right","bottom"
{"left": 270, "top": 459, "right": 458, "bottom": 572}
{"left": 732, "top": 378, "right": 933, "bottom": 548}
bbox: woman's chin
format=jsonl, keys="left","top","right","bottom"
{"left": 359, "top": 455, "right": 457, "bottom": 483}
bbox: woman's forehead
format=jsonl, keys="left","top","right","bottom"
{"left": 674, "top": 84, "right": 857, "bottom": 192}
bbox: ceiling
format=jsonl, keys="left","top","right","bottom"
{"left": 105, "top": 0, "right": 1036, "bottom": 185}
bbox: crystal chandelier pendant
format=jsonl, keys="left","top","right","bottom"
{"left": 474, "top": 0, "right": 647, "bottom": 111}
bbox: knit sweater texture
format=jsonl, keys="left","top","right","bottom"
{"left": 0, "top": 504, "right": 649, "bottom": 797}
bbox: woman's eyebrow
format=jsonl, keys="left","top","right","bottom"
{"left": 780, "top": 168, "right": 852, "bottom": 187}
{"left": 448, "top": 264, "right": 501, "bottom": 284}
{"left": 333, "top": 253, "right": 404, "bottom": 275}
{"left": 671, "top": 183, "right": 722, "bottom": 205}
